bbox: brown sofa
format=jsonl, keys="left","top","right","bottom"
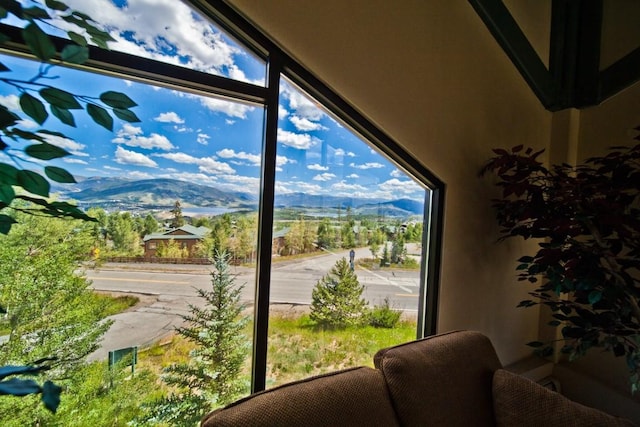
{"left": 201, "top": 330, "right": 635, "bottom": 426}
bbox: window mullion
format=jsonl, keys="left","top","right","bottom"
{"left": 251, "top": 51, "right": 283, "bottom": 393}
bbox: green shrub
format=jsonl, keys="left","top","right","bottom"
{"left": 368, "top": 297, "right": 401, "bottom": 328}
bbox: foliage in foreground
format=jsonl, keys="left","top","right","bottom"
{"left": 310, "top": 257, "right": 367, "bottom": 328}
{"left": 0, "top": 0, "right": 138, "bottom": 410}
{"left": 0, "top": 213, "right": 111, "bottom": 422}
{"left": 480, "top": 143, "right": 640, "bottom": 392}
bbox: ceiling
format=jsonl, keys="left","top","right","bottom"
{"left": 469, "top": 0, "right": 640, "bottom": 111}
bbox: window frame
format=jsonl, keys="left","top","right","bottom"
{"left": 0, "top": 0, "right": 445, "bottom": 394}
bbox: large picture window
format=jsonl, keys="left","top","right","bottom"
{"left": 0, "top": 0, "right": 443, "bottom": 422}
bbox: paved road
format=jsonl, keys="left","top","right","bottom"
{"left": 86, "top": 247, "right": 421, "bottom": 360}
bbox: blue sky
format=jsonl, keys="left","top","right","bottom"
{"left": 0, "top": 0, "right": 425, "bottom": 202}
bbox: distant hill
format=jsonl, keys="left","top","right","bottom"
{"left": 274, "top": 193, "right": 425, "bottom": 216}
{"left": 53, "top": 178, "right": 424, "bottom": 217}
{"left": 56, "top": 177, "right": 255, "bottom": 208}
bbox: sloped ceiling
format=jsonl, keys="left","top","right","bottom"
{"left": 469, "top": 0, "right": 640, "bottom": 111}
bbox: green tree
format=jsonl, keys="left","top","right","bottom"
{"left": 142, "top": 251, "right": 250, "bottom": 425}
{"left": 156, "top": 238, "right": 189, "bottom": 258}
{"left": 316, "top": 217, "right": 334, "bottom": 249}
{"left": 0, "top": 212, "right": 111, "bottom": 423}
{"left": 390, "top": 232, "right": 406, "bottom": 264}
{"left": 210, "top": 213, "right": 233, "bottom": 253}
{"left": 310, "top": 257, "right": 367, "bottom": 327}
{"left": 380, "top": 243, "right": 390, "bottom": 267}
{"left": 106, "top": 211, "right": 141, "bottom": 255}
{"left": 170, "top": 200, "right": 185, "bottom": 228}
{"left": 142, "top": 213, "right": 159, "bottom": 236}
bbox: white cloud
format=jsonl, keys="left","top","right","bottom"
{"left": 225, "top": 119, "right": 235, "bottom": 125}
{"left": 290, "top": 115, "right": 327, "bottom": 132}
{"left": 155, "top": 152, "right": 236, "bottom": 175}
{"left": 347, "top": 173, "right": 360, "bottom": 179}
{"left": 113, "top": 124, "right": 175, "bottom": 150}
{"left": 281, "top": 82, "right": 324, "bottom": 120}
{"left": 61, "top": 0, "right": 257, "bottom": 82}
{"left": 334, "top": 148, "right": 356, "bottom": 157}
{"left": 114, "top": 146, "right": 158, "bottom": 167}
{"left": 276, "top": 155, "right": 295, "bottom": 171}
{"left": 217, "top": 148, "right": 260, "bottom": 166}
{"left": 154, "top": 111, "right": 184, "bottom": 123}
{"left": 278, "top": 104, "right": 289, "bottom": 120}
{"left": 277, "top": 129, "right": 317, "bottom": 150}
{"left": 313, "top": 173, "right": 336, "bottom": 182}
{"left": 63, "top": 158, "right": 88, "bottom": 165}
{"left": 378, "top": 178, "right": 423, "bottom": 195}
{"left": 350, "top": 162, "right": 385, "bottom": 170}
{"left": 390, "top": 169, "right": 404, "bottom": 178}
{"left": 199, "top": 96, "right": 254, "bottom": 119}
{"left": 307, "top": 164, "right": 329, "bottom": 171}
{"left": 0, "top": 94, "right": 19, "bottom": 111}
{"left": 331, "top": 180, "right": 368, "bottom": 193}
{"left": 197, "top": 133, "right": 210, "bottom": 145}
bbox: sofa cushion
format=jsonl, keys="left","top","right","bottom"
{"left": 492, "top": 369, "right": 636, "bottom": 427}
{"left": 374, "top": 330, "right": 502, "bottom": 427}
{"left": 200, "top": 366, "right": 400, "bottom": 427}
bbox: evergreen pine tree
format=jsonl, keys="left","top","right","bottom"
{"left": 142, "top": 251, "right": 249, "bottom": 426}
{"left": 170, "top": 200, "right": 186, "bottom": 228}
{"left": 310, "top": 257, "right": 367, "bottom": 327}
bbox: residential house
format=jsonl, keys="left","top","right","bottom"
{"left": 142, "top": 224, "right": 211, "bottom": 258}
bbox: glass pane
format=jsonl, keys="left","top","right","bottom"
{"left": 0, "top": 52, "right": 262, "bottom": 422}
{"left": 5, "top": 0, "right": 266, "bottom": 85}
{"left": 267, "top": 77, "right": 429, "bottom": 387}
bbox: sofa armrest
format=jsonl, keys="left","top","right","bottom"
{"left": 201, "top": 366, "right": 400, "bottom": 427}
{"left": 374, "top": 330, "right": 502, "bottom": 427}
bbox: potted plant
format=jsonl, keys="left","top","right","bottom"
{"left": 479, "top": 142, "right": 640, "bottom": 392}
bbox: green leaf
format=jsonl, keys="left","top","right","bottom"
{"left": 66, "top": 31, "right": 86, "bottom": 46}
{"left": 50, "top": 105, "right": 76, "bottom": 127}
{"left": 86, "top": 103, "right": 113, "bottom": 131}
{"left": 89, "top": 35, "right": 109, "bottom": 50}
{"left": 0, "top": 137, "right": 6, "bottom": 150}
{"left": 44, "top": 0, "right": 68, "bottom": 11}
{"left": 20, "top": 92, "right": 48, "bottom": 125}
{"left": 60, "top": 44, "right": 88, "bottom": 64}
{"left": 41, "top": 380, "right": 62, "bottom": 413}
{"left": 0, "top": 0, "right": 22, "bottom": 18}
{"left": 0, "top": 61, "right": 10, "bottom": 71}
{"left": 40, "top": 87, "right": 81, "bottom": 110}
{"left": 45, "top": 166, "right": 75, "bottom": 183}
{"left": 113, "top": 108, "right": 140, "bottom": 123}
{"left": 0, "top": 184, "right": 15, "bottom": 204}
{"left": 17, "top": 170, "right": 50, "bottom": 197}
{"left": 25, "top": 143, "right": 70, "bottom": 160}
{"left": 526, "top": 341, "right": 545, "bottom": 348}
{"left": 100, "top": 91, "right": 137, "bottom": 109}
{"left": 0, "top": 163, "right": 18, "bottom": 185}
{"left": 22, "top": 23, "right": 56, "bottom": 61}
{"left": 0, "top": 377, "right": 41, "bottom": 396}
{"left": 0, "top": 214, "right": 16, "bottom": 234}
{"left": 0, "top": 105, "right": 19, "bottom": 127}
{"left": 8, "top": 128, "right": 45, "bottom": 142}
{"left": 22, "top": 6, "right": 50, "bottom": 20}
{"left": 588, "top": 290, "right": 602, "bottom": 305}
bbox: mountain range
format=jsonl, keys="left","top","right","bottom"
{"left": 54, "top": 177, "right": 425, "bottom": 216}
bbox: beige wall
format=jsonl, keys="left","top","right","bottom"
{"left": 228, "top": 0, "right": 551, "bottom": 365}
